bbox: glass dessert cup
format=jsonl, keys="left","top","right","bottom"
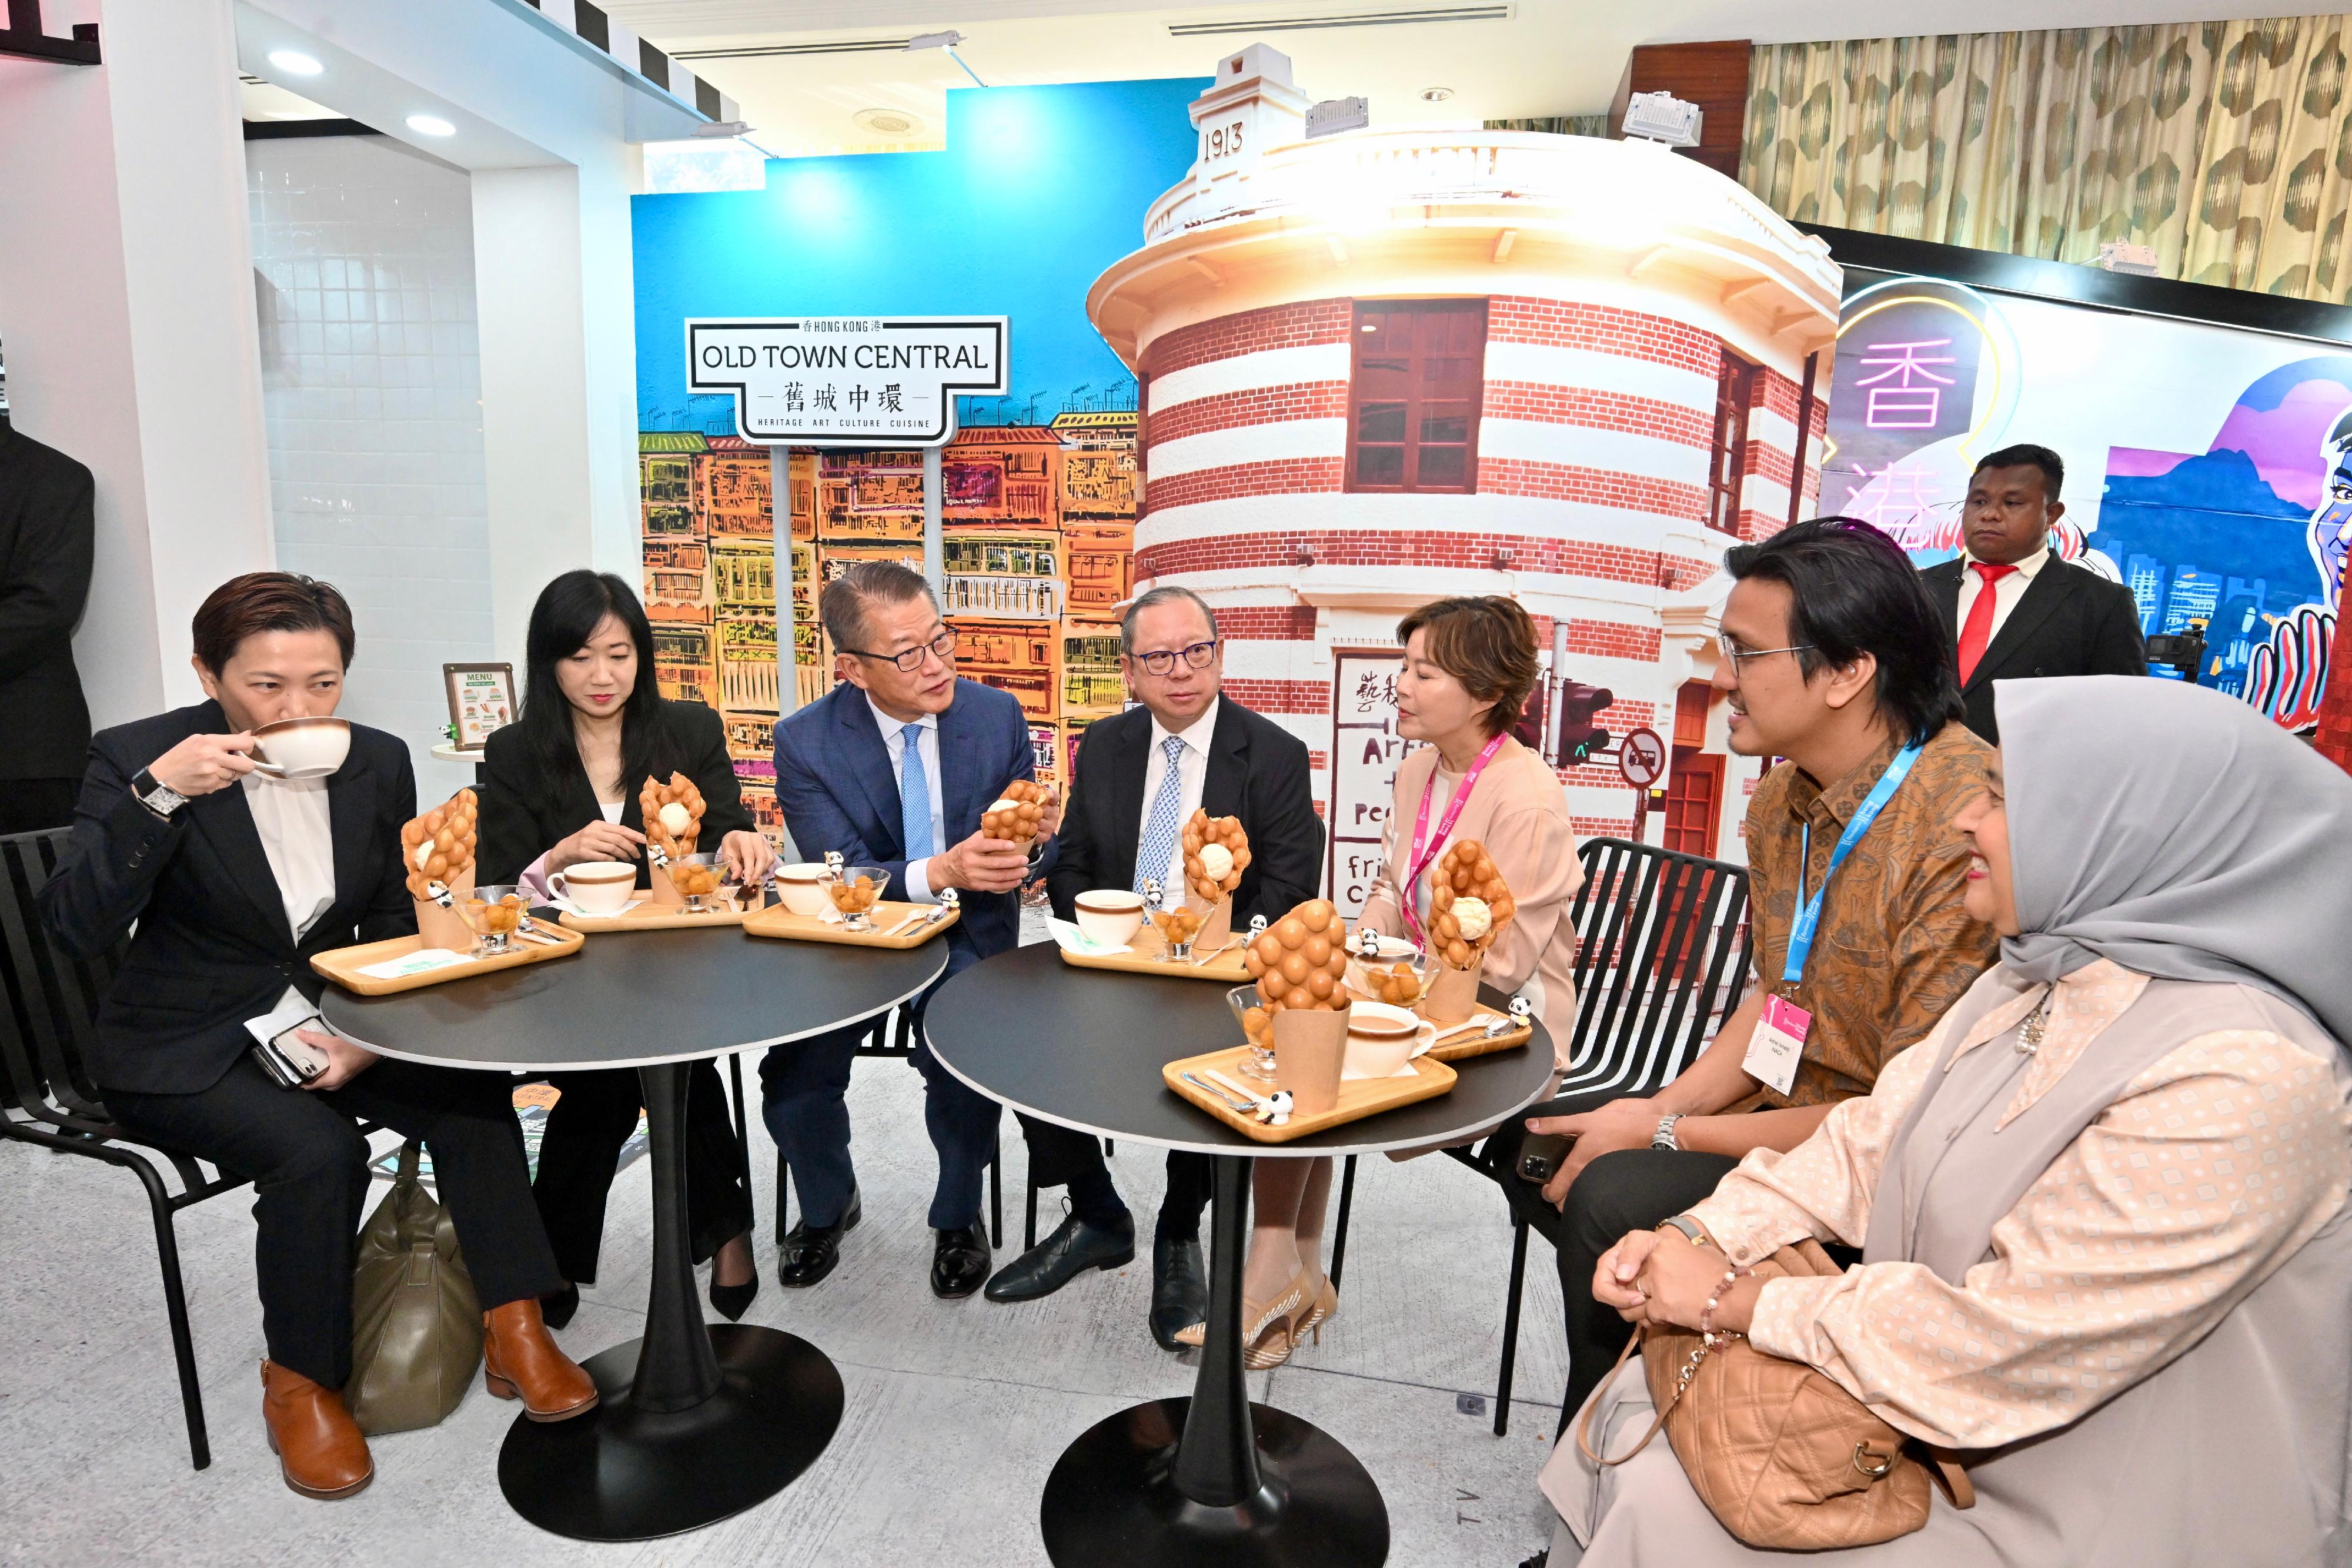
{"left": 1151, "top": 905, "right": 1205, "bottom": 961}
{"left": 669, "top": 851, "right": 733, "bottom": 912}
{"left": 1226, "top": 984, "right": 1279, "bottom": 1082}
{"left": 1347, "top": 947, "right": 1435, "bottom": 1010}
{"left": 826, "top": 865, "right": 888, "bottom": 932}
{"left": 457, "top": 884, "right": 530, "bottom": 957}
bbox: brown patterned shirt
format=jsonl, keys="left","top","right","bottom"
{"left": 1732, "top": 720, "right": 2000, "bottom": 1112}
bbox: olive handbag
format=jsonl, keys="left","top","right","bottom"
{"left": 347, "top": 1140, "right": 484, "bottom": 1435}
{"left": 1578, "top": 1237, "right": 1973, "bottom": 1551}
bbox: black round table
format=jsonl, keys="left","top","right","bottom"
{"left": 323, "top": 924, "right": 944, "bottom": 1542}
{"left": 924, "top": 942, "right": 1556, "bottom": 1567}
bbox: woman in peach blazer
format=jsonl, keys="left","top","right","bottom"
{"left": 1177, "top": 597, "right": 1583, "bottom": 1370}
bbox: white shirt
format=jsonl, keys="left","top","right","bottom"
{"left": 1135, "top": 696, "right": 1220, "bottom": 895}
{"left": 1956, "top": 544, "right": 2050, "bottom": 647}
{"left": 867, "top": 693, "right": 946, "bottom": 903}
{"left": 599, "top": 800, "right": 623, "bottom": 824}
{"left": 242, "top": 771, "right": 335, "bottom": 1016}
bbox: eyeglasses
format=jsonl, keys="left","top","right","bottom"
{"left": 1719, "top": 639, "right": 1815, "bottom": 675}
{"left": 1128, "top": 639, "right": 1218, "bottom": 676}
{"left": 841, "top": 628, "right": 957, "bottom": 673}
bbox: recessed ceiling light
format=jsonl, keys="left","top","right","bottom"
{"left": 1420, "top": 86, "right": 1455, "bottom": 102}
{"left": 853, "top": 108, "right": 921, "bottom": 135}
{"left": 406, "top": 114, "right": 455, "bottom": 137}
{"left": 268, "top": 49, "right": 323, "bottom": 76}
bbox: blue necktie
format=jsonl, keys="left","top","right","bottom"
{"left": 898, "top": 722, "right": 934, "bottom": 860}
{"left": 1133, "top": 735, "right": 1188, "bottom": 897}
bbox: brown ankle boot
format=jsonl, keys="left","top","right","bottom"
{"left": 260, "top": 1360, "right": 373, "bottom": 1500}
{"left": 482, "top": 1298, "right": 599, "bottom": 1422}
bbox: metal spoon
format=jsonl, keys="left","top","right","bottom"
{"left": 1181, "top": 1071, "right": 1257, "bottom": 1113}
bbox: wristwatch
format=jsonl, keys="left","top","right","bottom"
{"left": 1658, "top": 1214, "right": 1710, "bottom": 1246}
{"left": 132, "top": 767, "right": 188, "bottom": 820}
{"left": 1651, "top": 1112, "right": 1685, "bottom": 1151}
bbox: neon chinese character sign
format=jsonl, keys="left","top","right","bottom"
{"left": 1854, "top": 339, "right": 1957, "bottom": 429}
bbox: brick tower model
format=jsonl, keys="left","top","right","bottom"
{"left": 1088, "top": 47, "right": 1839, "bottom": 904}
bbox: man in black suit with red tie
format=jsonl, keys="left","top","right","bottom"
{"left": 1917, "top": 444, "right": 2146, "bottom": 744}
{"left": 983, "top": 586, "right": 1324, "bottom": 1349}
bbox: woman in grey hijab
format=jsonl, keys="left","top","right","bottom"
{"left": 1536, "top": 676, "right": 2352, "bottom": 1568}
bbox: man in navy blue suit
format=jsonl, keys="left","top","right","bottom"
{"left": 761, "top": 561, "right": 1060, "bottom": 1299}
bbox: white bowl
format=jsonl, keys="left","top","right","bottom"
{"left": 1074, "top": 888, "right": 1146, "bottom": 947}
{"left": 1344, "top": 1001, "right": 1420, "bottom": 1076}
{"left": 774, "top": 862, "right": 833, "bottom": 918}
{"left": 552, "top": 860, "right": 636, "bottom": 914}
{"left": 249, "top": 716, "right": 351, "bottom": 780}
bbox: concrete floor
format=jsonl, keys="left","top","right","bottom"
{"left": 0, "top": 1049, "right": 1574, "bottom": 1566}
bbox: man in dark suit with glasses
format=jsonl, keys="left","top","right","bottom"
{"left": 983, "top": 586, "right": 1324, "bottom": 1349}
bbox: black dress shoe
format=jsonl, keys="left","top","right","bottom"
{"left": 931, "top": 1222, "right": 992, "bottom": 1299}
{"left": 1147, "top": 1236, "right": 1207, "bottom": 1350}
{"left": 539, "top": 1282, "right": 580, "bottom": 1330}
{"left": 778, "top": 1187, "right": 861, "bottom": 1289}
{"left": 985, "top": 1211, "right": 1136, "bottom": 1303}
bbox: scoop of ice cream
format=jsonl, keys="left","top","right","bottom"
{"left": 1197, "top": 842, "right": 1234, "bottom": 883}
{"left": 1452, "top": 897, "right": 1493, "bottom": 942}
{"left": 413, "top": 840, "right": 433, "bottom": 869}
{"left": 658, "top": 801, "right": 693, "bottom": 835}
{"left": 987, "top": 797, "right": 1020, "bottom": 814}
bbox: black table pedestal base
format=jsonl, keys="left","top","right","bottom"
{"left": 1040, "top": 1396, "right": 1389, "bottom": 1567}
{"left": 497, "top": 1325, "right": 844, "bottom": 1542}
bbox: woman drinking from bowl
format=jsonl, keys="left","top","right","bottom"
{"left": 1179, "top": 595, "right": 1582, "bottom": 1366}
{"left": 1542, "top": 676, "right": 2352, "bottom": 1567}
{"left": 40, "top": 573, "right": 596, "bottom": 1501}
{"left": 478, "top": 570, "right": 774, "bottom": 1323}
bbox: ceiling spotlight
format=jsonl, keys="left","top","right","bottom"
{"left": 406, "top": 114, "right": 456, "bottom": 137}
{"left": 1419, "top": 86, "right": 1455, "bottom": 102}
{"left": 268, "top": 49, "right": 323, "bottom": 76}
{"left": 854, "top": 108, "right": 921, "bottom": 135}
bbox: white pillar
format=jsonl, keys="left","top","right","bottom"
{"left": 0, "top": 0, "right": 273, "bottom": 727}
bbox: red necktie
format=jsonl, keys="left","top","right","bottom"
{"left": 1955, "top": 561, "right": 2017, "bottom": 684}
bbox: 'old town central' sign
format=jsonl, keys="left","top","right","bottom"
{"left": 686, "top": 316, "right": 1008, "bottom": 447}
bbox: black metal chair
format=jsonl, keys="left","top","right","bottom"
{"left": 0, "top": 828, "right": 393, "bottom": 1471}
{"left": 1447, "top": 836, "right": 1754, "bottom": 1436}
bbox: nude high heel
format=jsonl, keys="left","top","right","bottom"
{"left": 1172, "top": 1269, "right": 1309, "bottom": 1369}
{"left": 1297, "top": 1273, "right": 1338, "bottom": 1345}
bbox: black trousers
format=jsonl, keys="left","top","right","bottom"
{"left": 532, "top": 1062, "right": 751, "bottom": 1283}
{"left": 1020, "top": 1116, "right": 1213, "bottom": 1241}
{"left": 105, "top": 1055, "right": 563, "bottom": 1390}
{"left": 1482, "top": 1088, "right": 1741, "bottom": 1420}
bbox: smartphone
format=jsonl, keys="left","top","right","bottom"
{"left": 1517, "top": 1131, "right": 1575, "bottom": 1184}
{"left": 250, "top": 1016, "right": 330, "bottom": 1089}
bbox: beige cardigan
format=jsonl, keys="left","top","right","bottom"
{"left": 1357, "top": 734, "right": 1583, "bottom": 1068}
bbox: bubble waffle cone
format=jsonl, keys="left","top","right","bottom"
{"left": 1243, "top": 898, "right": 1352, "bottom": 1017}
{"left": 1180, "top": 810, "right": 1250, "bottom": 903}
{"left": 641, "top": 771, "right": 706, "bottom": 861}
{"left": 981, "top": 778, "right": 1049, "bottom": 844}
{"left": 1427, "top": 839, "right": 1515, "bottom": 972}
{"left": 400, "top": 789, "right": 479, "bottom": 949}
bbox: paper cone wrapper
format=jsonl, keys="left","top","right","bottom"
{"left": 648, "top": 861, "right": 684, "bottom": 907}
{"left": 1272, "top": 1004, "right": 1351, "bottom": 1117}
{"left": 1424, "top": 961, "right": 1482, "bottom": 1024}
{"left": 1183, "top": 890, "right": 1233, "bottom": 950}
{"left": 413, "top": 864, "right": 475, "bottom": 952}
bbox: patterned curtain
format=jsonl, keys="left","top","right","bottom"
{"left": 1741, "top": 19, "right": 2352, "bottom": 301}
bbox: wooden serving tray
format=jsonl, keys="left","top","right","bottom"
{"left": 1058, "top": 925, "right": 1251, "bottom": 984}
{"left": 740, "top": 899, "right": 959, "bottom": 949}
{"left": 312, "top": 925, "right": 584, "bottom": 996}
{"left": 1161, "top": 1042, "right": 1456, "bottom": 1144}
{"left": 1423, "top": 1013, "right": 1535, "bottom": 1062}
{"left": 557, "top": 898, "right": 752, "bottom": 933}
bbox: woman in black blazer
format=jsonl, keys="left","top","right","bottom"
{"left": 39, "top": 573, "right": 595, "bottom": 1501}
{"left": 479, "top": 571, "right": 774, "bottom": 1323}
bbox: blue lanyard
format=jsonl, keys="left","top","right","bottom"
{"left": 1783, "top": 742, "right": 1924, "bottom": 987}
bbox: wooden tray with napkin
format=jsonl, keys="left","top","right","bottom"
{"left": 1054, "top": 922, "right": 1251, "bottom": 984}
{"left": 741, "top": 900, "right": 958, "bottom": 949}
{"left": 313, "top": 924, "right": 583, "bottom": 997}
{"left": 1160, "top": 1042, "right": 1456, "bottom": 1144}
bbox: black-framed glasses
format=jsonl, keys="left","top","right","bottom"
{"left": 1719, "top": 638, "right": 1815, "bottom": 674}
{"left": 841, "top": 628, "right": 957, "bottom": 673}
{"left": 1129, "top": 639, "right": 1218, "bottom": 676}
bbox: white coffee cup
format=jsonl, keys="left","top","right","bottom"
{"left": 774, "top": 863, "right": 834, "bottom": 918}
{"left": 1344, "top": 1002, "right": 1420, "bottom": 1078}
{"left": 248, "top": 716, "right": 352, "bottom": 780}
{"left": 550, "top": 860, "right": 637, "bottom": 914}
{"left": 1074, "top": 888, "right": 1147, "bottom": 947}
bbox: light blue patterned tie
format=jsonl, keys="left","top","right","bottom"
{"left": 1133, "top": 735, "right": 1188, "bottom": 897}
{"left": 898, "top": 723, "right": 934, "bottom": 860}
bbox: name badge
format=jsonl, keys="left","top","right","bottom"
{"left": 1742, "top": 994, "right": 1811, "bottom": 1097}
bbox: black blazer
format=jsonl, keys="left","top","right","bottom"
{"left": 477, "top": 698, "right": 751, "bottom": 888}
{"left": 1047, "top": 698, "right": 1324, "bottom": 927}
{"left": 1922, "top": 554, "right": 2148, "bottom": 744}
{"left": 39, "top": 703, "right": 417, "bottom": 1096}
{"left": 0, "top": 424, "right": 95, "bottom": 781}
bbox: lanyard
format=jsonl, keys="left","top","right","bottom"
{"left": 1401, "top": 731, "right": 1507, "bottom": 945}
{"left": 1782, "top": 742, "right": 1923, "bottom": 987}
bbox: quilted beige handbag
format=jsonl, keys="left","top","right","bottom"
{"left": 1578, "top": 1237, "right": 1972, "bottom": 1550}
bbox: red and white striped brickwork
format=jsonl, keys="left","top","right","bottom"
{"left": 1134, "top": 293, "right": 1820, "bottom": 842}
